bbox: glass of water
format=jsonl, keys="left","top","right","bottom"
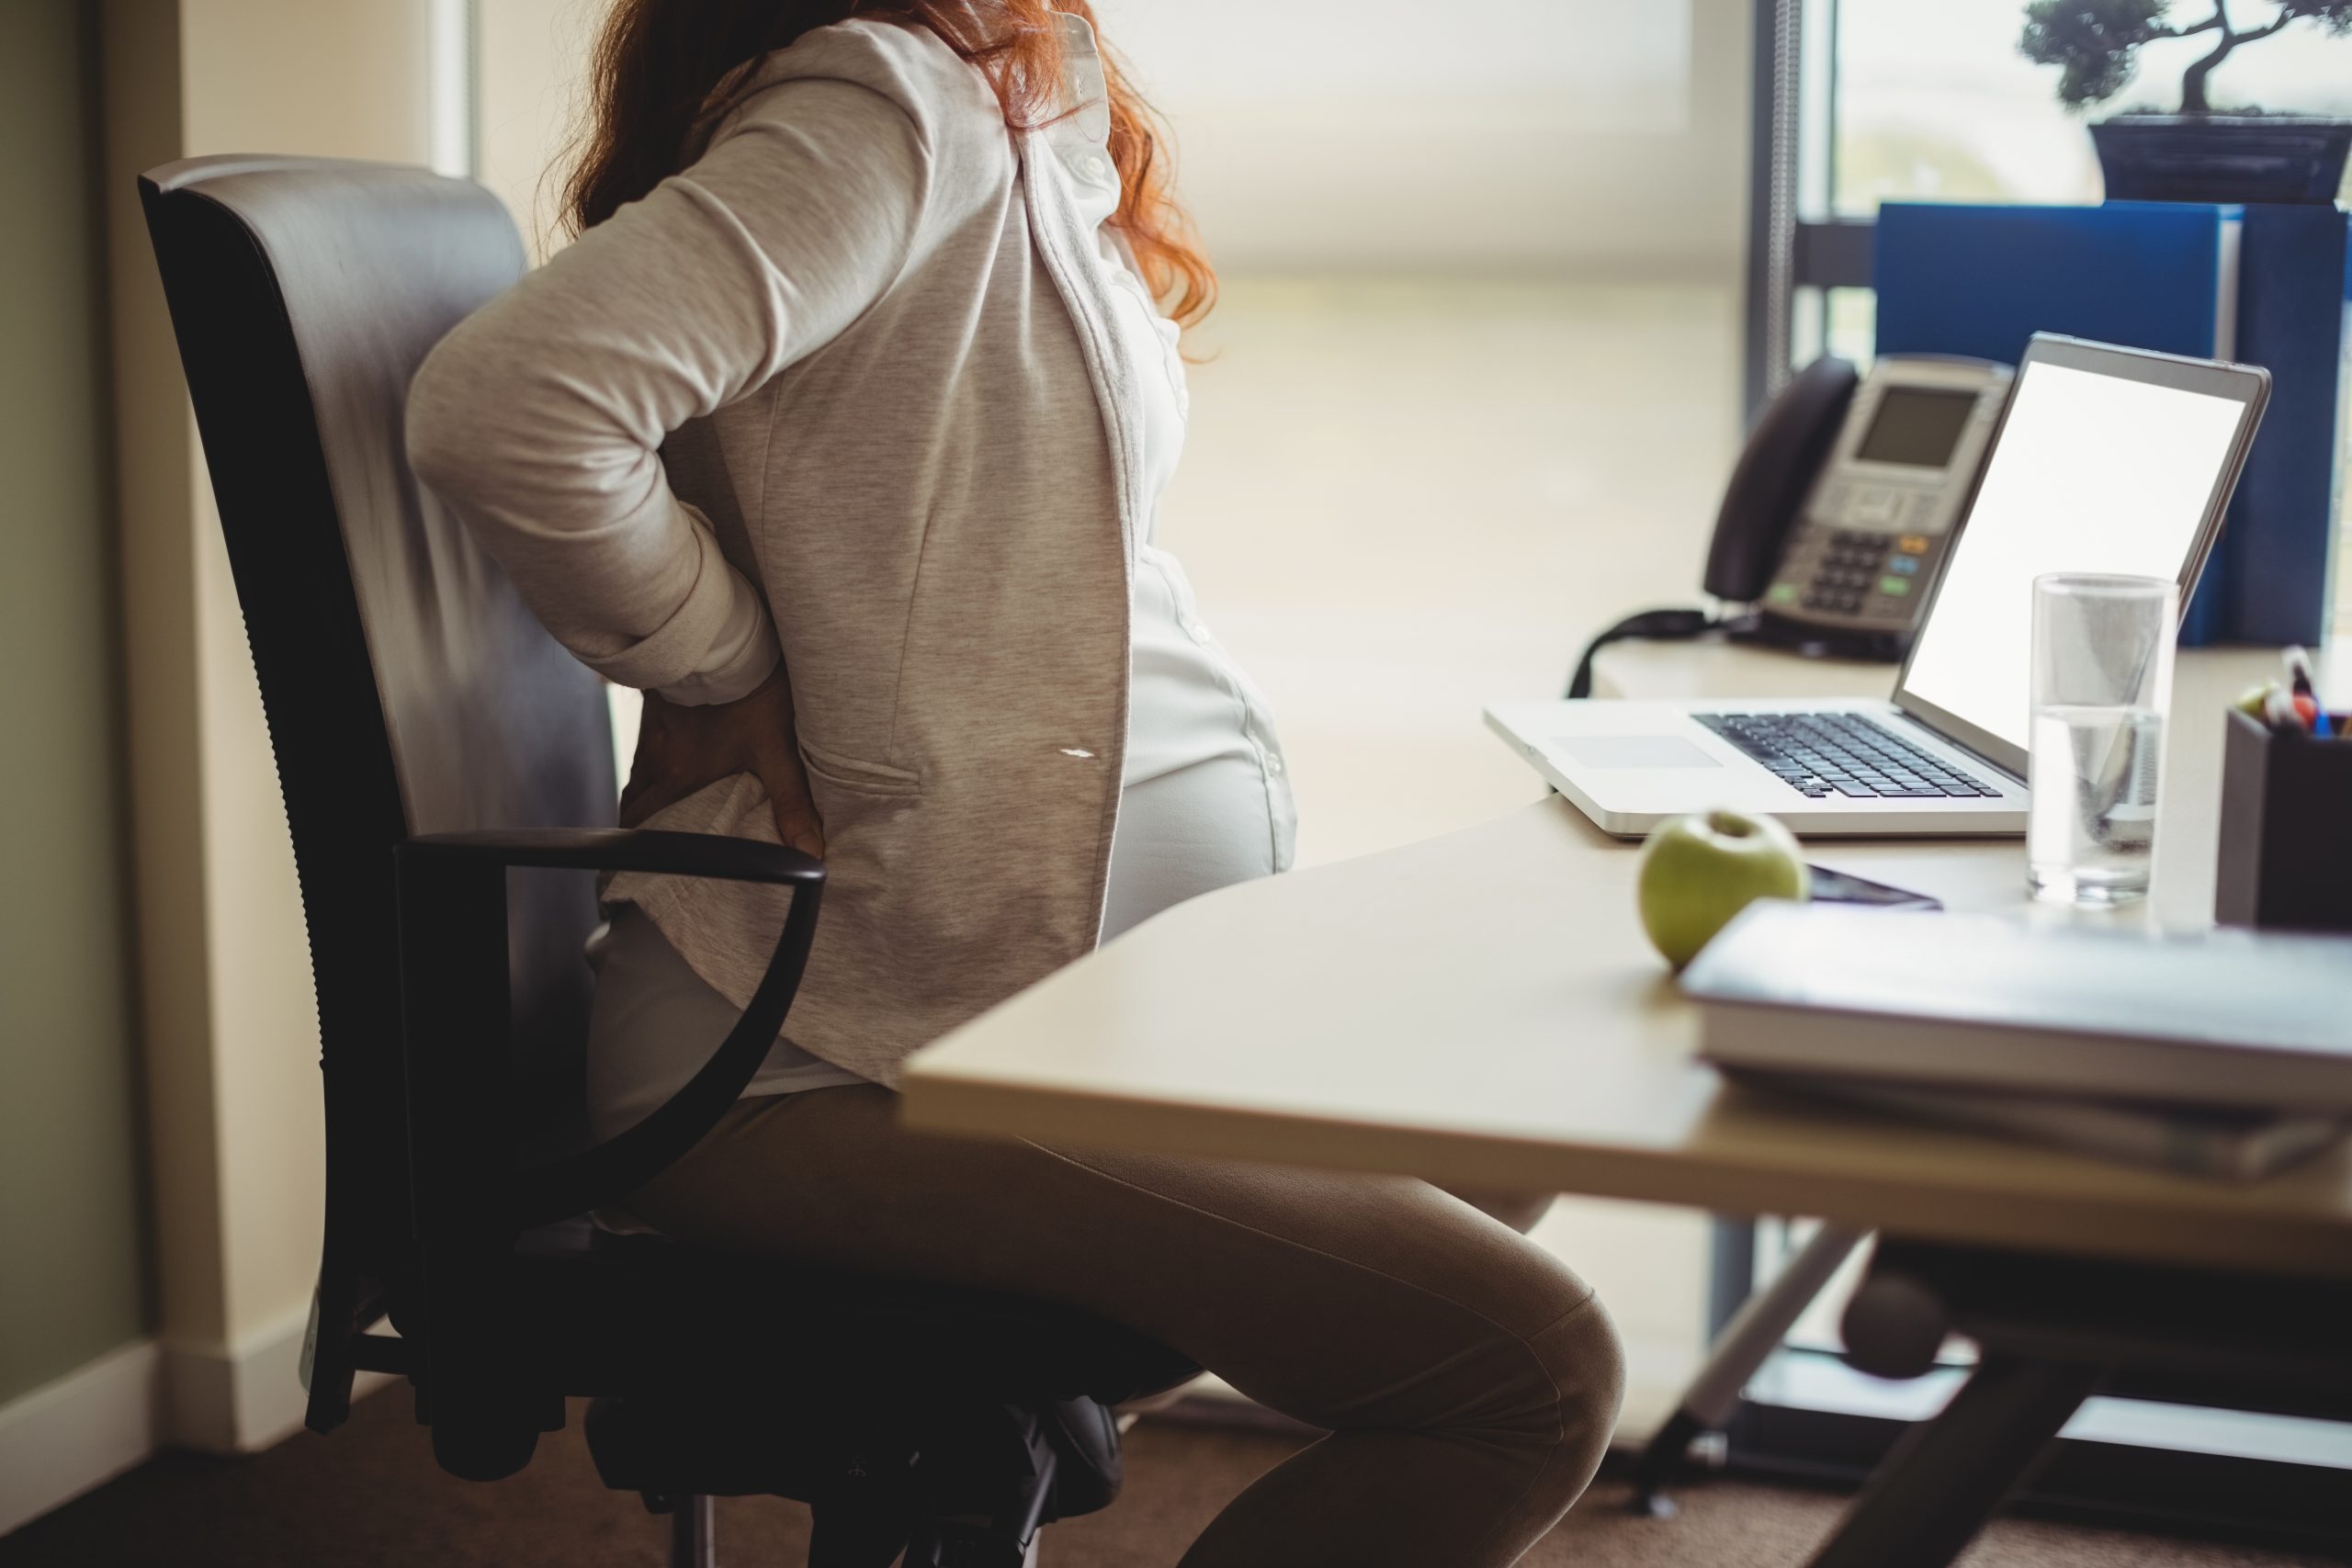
{"left": 2028, "top": 573, "right": 2178, "bottom": 906}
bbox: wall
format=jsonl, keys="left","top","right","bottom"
{"left": 0, "top": 0, "right": 148, "bottom": 1407}
{"left": 183, "top": 0, "right": 439, "bottom": 1429}
{"left": 477, "top": 0, "right": 1750, "bottom": 283}
{"left": 1091, "top": 0, "right": 1748, "bottom": 282}
{"left": 9, "top": 0, "right": 1750, "bottom": 1515}
{"left": 461, "top": 0, "right": 1747, "bottom": 1438}
{"left": 477, "top": 0, "right": 602, "bottom": 263}
{"left": 0, "top": 0, "right": 153, "bottom": 1530}
{"left": 5, "top": 2, "right": 454, "bottom": 1523}
{"left": 96, "top": 0, "right": 442, "bottom": 1459}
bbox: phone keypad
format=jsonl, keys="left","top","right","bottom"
{"left": 1772, "top": 525, "right": 1947, "bottom": 625}
{"left": 1803, "top": 532, "right": 1891, "bottom": 615}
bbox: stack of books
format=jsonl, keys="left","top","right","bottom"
{"left": 1680, "top": 904, "right": 2352, "bottom": 1180}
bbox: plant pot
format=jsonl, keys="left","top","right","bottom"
{"left": 2090, "top": 114, "right": 2352, "bottom": 205}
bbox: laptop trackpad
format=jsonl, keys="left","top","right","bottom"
{"left": 1556, "top": 735, "right": 1723, "bottom": 770}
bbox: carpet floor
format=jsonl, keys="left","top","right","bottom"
{"left": 2, "top": 1387, "right": 2339, "bottom": 1568}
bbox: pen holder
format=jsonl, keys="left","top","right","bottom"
{"left": 2214, "top": 710, "right": 2352, "bottom": 934}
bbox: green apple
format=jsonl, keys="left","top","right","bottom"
{"left": 1636, "top": 809, "right": 1810, "bottom": 970}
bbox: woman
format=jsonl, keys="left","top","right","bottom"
{"left": 405, "top": 4, "right": 1623, "bottom": 1562}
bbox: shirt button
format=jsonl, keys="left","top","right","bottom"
{"left": 1183, "top": 620, "right": 1210, "bottom": 644}
{"left": 1082, "top": 154, "right": 1109, "bottom": 181}
{"left": 1264, "top": 753, "right": 1285, "bottom": 776}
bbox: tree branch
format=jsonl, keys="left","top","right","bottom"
{"left": 2180, "top": 8, "right": 2245, "bottom": 111}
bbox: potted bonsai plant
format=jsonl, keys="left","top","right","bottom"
{"left": 2019, "top": 0, "right": 2352, "bottom": 202}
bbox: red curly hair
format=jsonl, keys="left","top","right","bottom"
{"left": 564, "top": 0, "right": 1215, "bottom": 329}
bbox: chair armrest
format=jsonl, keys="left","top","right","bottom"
{"left": 394, "top": 828, "right": 824, "bottom": 1227}
{"left": 401, "top": 826, "right": 823, "bottom": 886}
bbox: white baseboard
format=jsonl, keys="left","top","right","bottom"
{"left": 0, "top": 1339, "right": 163, "bottom": 1537}
{"left": 159, "top": 1305, "right": 315, "bottom": 1456}
{"left": 1, "top": 1311, "right": 407, "bottom": 1535}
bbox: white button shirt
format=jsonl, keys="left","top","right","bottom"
{"left": 1059, "top": 87, "right": 1298, "bottom": 943}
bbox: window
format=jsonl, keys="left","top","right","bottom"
{"left": 1755, "top": 0, "right": 2352, "bottom": 630}
{"left": 1835, "top": 0, "right": 2352, "bottom": 218}
{"left": 1731, "top": 0, "right": 2352, "bottom": 1516}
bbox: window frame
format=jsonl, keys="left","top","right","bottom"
{"left": 1725, "top": 2, "right": 2352, "bottom": 1537}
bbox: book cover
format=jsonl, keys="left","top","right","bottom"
{"left": 1681, "top": 904, "right": 2352, "bottom": 1115}
{"left": 1731, "top": 1071, "right": 2346, "bottom": 1180}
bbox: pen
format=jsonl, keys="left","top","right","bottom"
{"left": 2263, "top": 684, "right": 2313, "bottom": 734}
{"left": 2284, "top": 647, "right": 2334, "bottom": 739}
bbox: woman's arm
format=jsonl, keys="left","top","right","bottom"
{"left": 406, "top": 74, "right": 929, "bottom": 706}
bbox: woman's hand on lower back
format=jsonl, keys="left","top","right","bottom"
{"left": 618, "top": 665, "right": 826, "bottom": 860}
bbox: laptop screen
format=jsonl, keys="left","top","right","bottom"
{"left": 1897, "top": 352, "right": 2256, "bottom": 766}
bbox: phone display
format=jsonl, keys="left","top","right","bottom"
{"left": 1854, "top": 388, "right": 1978, "bottom": 468}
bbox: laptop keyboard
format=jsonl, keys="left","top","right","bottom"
{"left": 1692, "top": 712, "right": 2004, "bottom": 800}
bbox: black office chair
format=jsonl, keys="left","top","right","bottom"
{"left": 139, "top": 154, "right": 1194, "bottom": 1568}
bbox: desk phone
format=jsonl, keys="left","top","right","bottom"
{"left": 1765, "top": 357, "right": 2012, "bottom": 644}
{"left": 1703, "top": 354, "right": 2014, "bottom": 660}
{"left": 1570, "top": 353, "right": 2017, "bottom": 698}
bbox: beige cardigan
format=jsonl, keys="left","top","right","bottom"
{"left": 407, "top": 16, "right": 1147, "bottom": 1087}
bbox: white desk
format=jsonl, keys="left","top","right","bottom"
{"left": 902, "top": 643, "right": 2352, "bottom": 1281}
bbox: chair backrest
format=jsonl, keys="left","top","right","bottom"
{"left": 139, "top": 156, "right": 616, "bottom": 1425}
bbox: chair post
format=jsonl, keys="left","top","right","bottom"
{"left": 669, "top": 1495, "right": 717, "bottom": 1568}
{"left": 394, "top": 843, "right": 538, "bottom": 1481}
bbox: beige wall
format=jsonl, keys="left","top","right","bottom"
{"left": 99, "top": 0, "right": 442, "bottom": 1452}
{"left": 0, "top": 0, "right": 149, "bottom": 1412}
{"left": 1092, "top": 0, "right": 1748, "bottom": 282}
{"left": 478, "top": 0, "right": 603, "bottom": 261}
{"left": 476, "top": 0, "right": 1749, "bottom": 282}
{"left": 460, "top": 0, "right": 1742, "bottom": 1431}
{"left": 53, "top": 0, "right": 1748, "bottom": 1459}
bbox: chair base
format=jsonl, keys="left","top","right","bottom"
{"left": 668, "top": 1495, "right": 716, "bottom": 1568}
{"left": 649, "top": 1490, "right": 1046, "bottom": 1568}
{"left": 595, "top": 1393, "right": 1125, "bottom": 1568}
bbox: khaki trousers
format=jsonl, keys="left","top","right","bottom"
{"left": 629, "top": 1086, "right": 1624, "bottom": 1567}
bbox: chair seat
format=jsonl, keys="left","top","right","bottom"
{"left": 491, "top": 1219, "right": 1200, "bottom": 1408}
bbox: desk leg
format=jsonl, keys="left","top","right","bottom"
{"left": 1628, "top": 1224, "right": 1869, "bottom": 1516}
{"left": 1804, "top": 1356, "right": 2100, "bottom": 1568}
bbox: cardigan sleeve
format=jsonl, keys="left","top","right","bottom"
{"left": 406, "top": 75, "right": 930, "bottom": 705}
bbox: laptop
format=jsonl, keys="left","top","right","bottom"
{"left": 1487, "top": 335, "right": 2272, "bottom": 837}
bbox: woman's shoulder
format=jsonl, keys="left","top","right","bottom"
{"left": 719, "top": 17, "right": 1005, "bottom": 157}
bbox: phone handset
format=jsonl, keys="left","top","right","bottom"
{"left": 1702, "top": 355, "right": 1863, "bottom": 604}
{"left": 1566, "top": 353, "right": 2013, "bottom": 698}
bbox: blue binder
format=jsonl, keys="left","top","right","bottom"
{"left": 1874, "top": 201, "right": 2242, "bottom": 640}
{"left": 1873, "top": 200, "right": 2350, "bottom": 646}
{"left": 1874, "top": 201, "right": 2241, "bottom": 364}
{"left": 2226, "top": 206, "right": 2351, "bottom": 647}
